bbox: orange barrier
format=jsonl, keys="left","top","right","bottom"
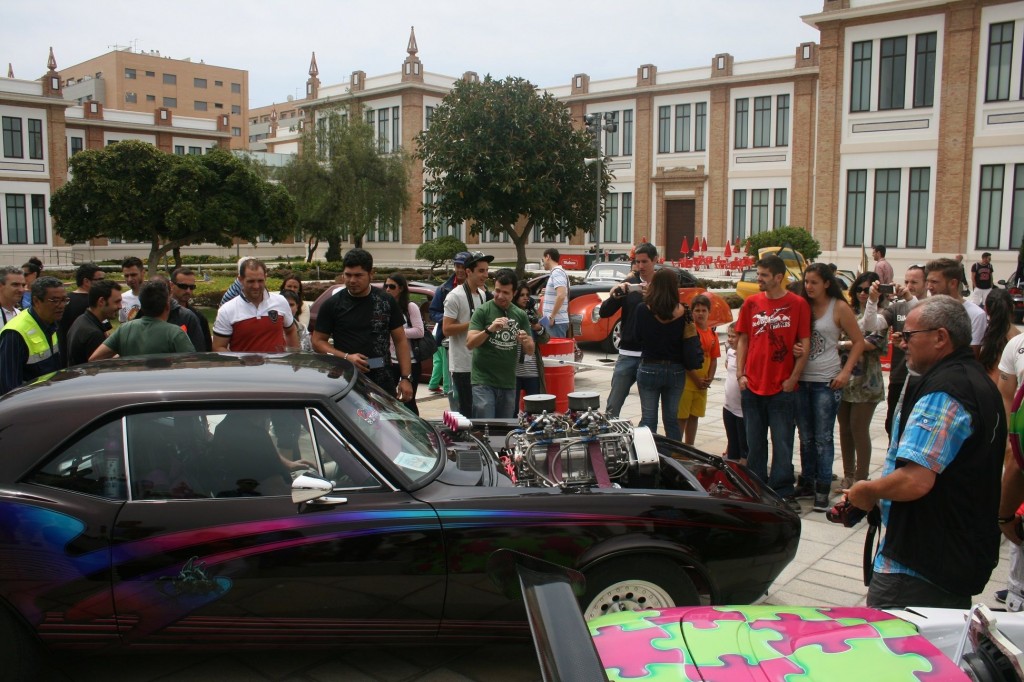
{"left": 541, "top": 338, "right": 576, "bottom": 413}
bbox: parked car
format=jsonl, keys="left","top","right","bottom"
{"left": 0, "top": 354, "right": 800, "bottom": 678}
{"left": 309, "top": 281, "right": 436, "bottom": 382}
{"left": 1000, "top": 278, "right": 1024, "bottom": 323}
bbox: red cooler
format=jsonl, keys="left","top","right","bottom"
{"left": 541, "top": 338, "right": 576, "bottom": 413}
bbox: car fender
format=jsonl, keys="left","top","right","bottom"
{"left": 573, "top": 537, "right": 713, "bottom": 597}
{"left": 680, "top": 288, "right": 733, "bottom": 328}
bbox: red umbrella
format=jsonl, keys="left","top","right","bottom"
{"left": 701, "top": 236, "right": 708, "bottom": 252}
{"left": 724, "top": 241, "right": 732, "bottom": 257}
{"left": 680, "top": 236, "right": 690, "bottom": 256}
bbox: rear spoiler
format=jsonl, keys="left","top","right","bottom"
{"left": 487, "top": 549, "right": 609, "bottom": 682}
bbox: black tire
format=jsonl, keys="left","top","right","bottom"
{"left": 0, "top": 608, "right": 40, "bottom": 681}
{"left": 601, "top": 320, "right": 622, "bottom": 353}
{"left": 581, "top": 556, "right": 699, "bottom": 621}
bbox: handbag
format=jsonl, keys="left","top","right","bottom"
{"left": 411, "top": 332, "right": 437, "bottom": 362}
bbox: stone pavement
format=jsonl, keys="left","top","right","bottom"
{"left": 50, "top": 344, "right": 1014, "bottom": 681}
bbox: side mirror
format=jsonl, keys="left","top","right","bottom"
{"left": 291, "top": 473, "right": 333, "bottom": 504}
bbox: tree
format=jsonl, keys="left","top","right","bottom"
{"left": 51, "top": 140, "right": 296, "bottom": 274}
{"left": 416, "top": 235, "right": 468, "bottom": 274}
{"left": 745, "top": 226, "right": 822, "bottom": 262}
{"left": 417, "top": 76, "right": 611, "bottom": 276}
{"left": 278, "top": 107, "right": 410, "bottom": 262}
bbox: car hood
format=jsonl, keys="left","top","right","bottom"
{"left": 588, "top": 605, "right": 967, "bottom": 681}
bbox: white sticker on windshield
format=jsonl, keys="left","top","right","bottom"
{"left": 394, "top": 452, "right": 434, "bottom": 472}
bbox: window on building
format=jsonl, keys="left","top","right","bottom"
{"left": 174, "top": 145, "right": 184, "bottom": 155}
{"left": 163, "top": 73, "right": 177, "bottom": 85}
{"left": 531, "top": 220, "right": 568, "bottom": 243}
{"left": 621, "top": 192, "right": 633, "bottom": 243}
{"left": 773, "top": 189, "right": 788, "bottom": 227}
{"left": 1013, "top": 165, "right": 1024, "bottom": 249}
{"left": 732, "top": 189, "right": 747, "bottom": 241}
{"left": 622, "top": 109, "right": 633, "bottom": 156}
{"left": 658, "top": 106, "right": 671, "bottom": 154}
{"left": 377, "top": 108, "right": 388, "bottom": 152}
{"left": 194, "top": 78, "right": 207, "bottom": 88}
{"left": 195, "top": 101, "right": 208, "bottom": 111}
{"left": 907, "top": 167, "right": 930, "bottom": 248}
{"left": 214, "top": 103, "right": 223, "bottom": 109}
{"left": 674, "top": 104, "right": 690, "bottom": 153}
{"left": 425, "top": 106, "right": 434, "bottom": 130}
{"left": 231, "top": 104, "right": 241, "bottom": 115}
{"left": 734, "top": 98, "right": 749, "bottom": 149}
{"left": 423, "top": 191, "right": 464, "bottom": 241}
{"left": 6, "top": 195, "right": 27, "bottom": 244}
{"left": 879, "top": 36, "right": 908, "bottom": 110}
{"left": 125, "top": 68, "right": 136, "bottom": 79}
{"left": 776, "top": 95, "right": 790, "bottom": 147}
{"left": 845, "top": 170, "right": 867, "bottom": 246}
{"left": 232, "top": 127, "right": 241, "bottom": 136}
{"left": 145, "top": 70, "right": 155, "bottom": 77}
{"left": 27, "top": 119, "right": 42, "bottom": 160}
{"left": 604, "top": 111, "right": 619, "bottom": 156}
{"left": 914, "top": 32, "right": 937, "bottom": 108}
{"left": 604, "top": 193, "right": 618, "bottom": 243}
{"left": 978, "top": 164, "right": 1005, "bottom": 249}
{"left": 986, "top": 22, "right": 1014, "bottom": 102}
{"left": 214, "top": 80, "right": 223, "bottom": 87}
{"left": 851, "top": 41, "right": 872, "bottom": 112}
{"left": 873, "top": 169, "right": 901, "bottom": 246}
{"left": 3, "top": 117, "right": 23, "bottom": 158}
{"left": 231, "top": 82, "right": 241, "bottom": 94}
{"left": 753, "top": 97, "right": 771, "bottom": 148}
{"left": 366, "top": 217, "right": 400, "bottom": 243}
{"left": 392, "top": 106, "right": 400, "bottom": 151}
{"left": 751, "top": 189, "right": 770, "bottom": 234}
{"left": 146, "top": 94, "right": 155, "bottom": 102}
{"left": 70, "top": 136, "right": 83, "bottom": 156}
{"left": 31, "top": 195, "right": 46, "bottom": 244}
{"left": 163, "top": 97, "right": 177, "bottom": 108}
{"left": 125, "top": 92, "right": 137, "bottom": 104}
{"left": 188, "top": 146, "right": 202, "bottom": 155}
{"left": 694, "top": 102, "right": 707, "bottom": 151}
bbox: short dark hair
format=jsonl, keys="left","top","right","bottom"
{"left": 635, "top": 242, "right": 658, "bottom": 261}
{"left": 343, "top": 248, "right": 374, "bottom": 272}
{"left": 75, "top": 262, "right": 102, "bottom": 286}
{"left": 280, "top": 289, "right": 301, "bottom": 308}
{"left": 872, "top": 245, "right": 886, "bottom": 257}
{"left": 32, "top": 276, "right": 64, "bottom": 302}
{"left": 121, "top": 256, "right": 144, "bottom": 271}
{"left": 925, "top": 258, "right": 962, "bottom": 287}
{"left": 543, "top": 248, "right": 560, "bottom": 262}
{"left": 690, "top": 294, "right": 711, "bottom": 311}
{"left": 238, "top": 258, "right": 267, "bottom": 277}
{"left": 983, "top": 252, "right": 992, "bottom": 259}
{"left": 757, "top": 254, "right": 786, "bottom": 276}
{"left": 139, "top": 280, "right": 170, "bottom": 317}
{"left": 171, "top": 267, "right": 195, "bottom": 283}
{"left": 88, "top": 279, "right": 122, "bottom": 307}
{"left": 493, "top": 268, "right": 518, "bottom": 289}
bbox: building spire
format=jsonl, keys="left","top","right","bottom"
{"left": 407, "top": 27, "right": 418, "bottom": 56}
{"left": 6, "top": 63, "right": 13, "bottom": 78}
{"left": 47, "top": 47, "right": 57, "bottom": 71}
{"left": 402, "top": 27, "right": 422, "bottom": 82}
{"left": 308, "top": 51, "right": 318, "bottom": 78}
{"left": 306, "top": 52, "right": 320, "bottom": 99}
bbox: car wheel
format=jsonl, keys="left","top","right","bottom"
{"left": 601, "top": 320, "right": 622, "bottom": 353}
{"left": 0, "top": 608, "right": 39, "bottom": 681}
{"left": 581, "top": 556, "right": 699, "bottom": 621}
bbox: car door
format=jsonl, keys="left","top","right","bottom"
{"left": 109, "top": 406, "right": 445, "bottom": 647}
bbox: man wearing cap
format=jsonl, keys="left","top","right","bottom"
{"left": 427, "top": 251, "right": 469, "bottom": 398}
{"left": 443, "top": 251, "right": 493, "bottom": 416}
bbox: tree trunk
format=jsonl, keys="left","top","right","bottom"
{"left": 306, "top": 237, "right": 319, "bottom": 263}
{"left": 147, "top": 240, "right": 162, "bottom": 277}
{"left": 172, "top": 246, "right": 182, "bottom": 271}
{"left": 325, "top": 236, "right": 343, "bottom": 263}
{"left": 510, "top": 222, "right": 531, "bottom": 280}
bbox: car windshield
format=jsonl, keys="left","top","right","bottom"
{"left": 338, "top": 378, "right": 442, "bottom": 486}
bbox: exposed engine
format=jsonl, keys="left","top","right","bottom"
{"left": 445, "top": 392, "right": 660, "bottom": 489}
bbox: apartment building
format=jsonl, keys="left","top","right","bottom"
{"left": 59, "top": 49, "right": 249, "bottom": 150}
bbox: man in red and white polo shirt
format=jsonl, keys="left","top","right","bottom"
{"left": 213, "top": 258, "right": 298, "bottom": 352}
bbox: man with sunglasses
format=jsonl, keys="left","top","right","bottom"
{"left": 0, "top": 276, "right": 67, "bottom": 394}
{"left": 847, "top": 296, "right": 1004, "bottom": 609}
{"left": 171, "top": 267, "right": 212, "bottom": 351}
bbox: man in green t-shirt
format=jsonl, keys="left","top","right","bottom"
{"left": 89, "top": 280, "right": 195, "bottom": 360}
{"left": 467, "top": 270, "right": 534, "bottom": 418}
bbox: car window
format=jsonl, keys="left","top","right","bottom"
{"left": 28, "top": 419, "right": 127, "bottom": 499}
{"left": 310, "top": 414, "right": 383, "bottom": 491}
{"left": 126, "top": 409, "right": 318, "bottom": 500}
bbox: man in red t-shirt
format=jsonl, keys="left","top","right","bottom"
{"left": 735, "top": 254, "right": 811, "bottom": 512}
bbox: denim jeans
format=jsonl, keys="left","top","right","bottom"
{"left": 547, "top": 322, "right": 569, "bottom": 338}
{"left": 606, "top": 354, "right": 642, "bottom": 417}
{"left": 795, "top": 381, "right": 842, "bottom": 486}
{"left": 635, "top": 361, "right": 686, "bottom": 441}
{"left": 472, "top": 384, "right": 517, "bottom": 419}
{"left": 741, "top": 389, "right": 797, "bottom": 496}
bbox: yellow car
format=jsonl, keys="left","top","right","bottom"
{"left": 735, "top": 246, "right": 807, "bottom": 300}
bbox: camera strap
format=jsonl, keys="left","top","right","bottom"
{"left": 862, "top": 505, "right": 882, "bottom": 586}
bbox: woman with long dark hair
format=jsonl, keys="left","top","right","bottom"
{"left": 980, "top": 287, "right": 1020, "bottom": 381}
{"left": 20, "top": 257, "right": 42, "bottom": 309}
{"left": 385, "top": 273, "right": 423, "bottom": 415}
{"left": 513, "top": 283, "right": 550, "bottom": 401}
{"left": 794, "top": 263, "right": 865, "bottom": 511}
{"left": 632, "top": 269, "right": 694, "bottom": 440}
{"left": 279, "top": 275, "right": 310, "bottom": 328}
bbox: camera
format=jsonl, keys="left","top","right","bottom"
{"left": 826, "top": 499, "right": 868, "bottom": 527}
{"left": 878, "top": 284, "right": 895, "bottom": 295}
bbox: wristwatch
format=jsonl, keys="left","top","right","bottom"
{"left": 402, "top": 375, "right": 414, "bottom": 382}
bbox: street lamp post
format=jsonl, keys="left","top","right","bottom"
{"left": 584, "top": 112, "right": 617, "bottom": 261}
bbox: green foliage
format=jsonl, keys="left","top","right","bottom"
{"left": 277, "top": 106, "right": 410, "bottom": 262}
{"left": 416, "top": 235, "right": 468, "bottom": 271}
{"left": 417, "top": 76, "right": 610, "bottom": 276}
{"left": 51, "top": 141, "right": 296, "bottom": 274}
{"left": 744, "top": 226, "right": 821, "bottom": 262}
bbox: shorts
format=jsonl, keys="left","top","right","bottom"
{"left": 677, "top": 387, "right": 707, "bottom": 419}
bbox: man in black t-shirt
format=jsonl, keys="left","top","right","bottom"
{"left": 970, "top": 252, "right": 995, "bottom": 308}
{"left": 66, "top": 280, "right": 122, "bottom": 366}
{"left": 312, "top": 248, "right": 412, "bottom": 400}
{"left": 59, "top": 263, "right": 108, "bottom": 367}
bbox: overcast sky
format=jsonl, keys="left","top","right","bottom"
{"left": 4, "top": 0, "right": 823, "bottom": 107}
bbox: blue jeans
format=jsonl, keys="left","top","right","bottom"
{"left": 472, "top": 384, "right": 517, "bottom": 419}
{"left": 635, "top": 361, "right": 686, "bottom": 441}
{"left": 741, "top": 389, "right": 797, "bottom": 496}
{"left": 795, "top": 381, "right": 842, "bottom": 486}
{"left": 606, "top": 354, "right": 642, "bottom": 417}
{"left": 547, "top": 322, "right": 569, "bottom": 338}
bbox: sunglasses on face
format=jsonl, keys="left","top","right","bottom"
{"left": 856, "top": 287, "right": 871, "bottom": 294}
{"left": 899, "top": 328, "right": 938, "bottom": 343}
{"left": 384, "top": 283, "right": 399, "bottom": 290}
{"left": 173, "top": 282, "right": 197, "bottom": 290}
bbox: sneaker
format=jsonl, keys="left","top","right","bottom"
{"left": 839, "top": 476, "right": 855, "bottom": 490}
{"left": 793, "top": 482, "right": 814, "bottom": 499}
{"left": 427, "top": 387, "right": 443, "bottom": 394}
{"left": 813, "top": 491, "right": 830, "bottom": 512}
{"left": 996, "top": 589, "right": 1008, "bottom": 604}
{"left": 782, "top": 496, "right": 802, "bottom": 513}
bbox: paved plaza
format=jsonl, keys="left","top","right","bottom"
{"left": 49, "top": 342, "right": 1014, "bottom": 681}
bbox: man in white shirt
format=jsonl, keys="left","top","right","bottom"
{"left": 925, "top": 258, "right": 986, "bottom": 358}
{"left": 541, "top": 248, "right": 570, "bottom": 338}
{"left": 119, "top": 256, "right": 144, "bottom": 323}
{"left": 443, "top": 251, "right": 493, "bottom": 416}
{"left": 0, "top": 266, "right": 25, "bottom": 327}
